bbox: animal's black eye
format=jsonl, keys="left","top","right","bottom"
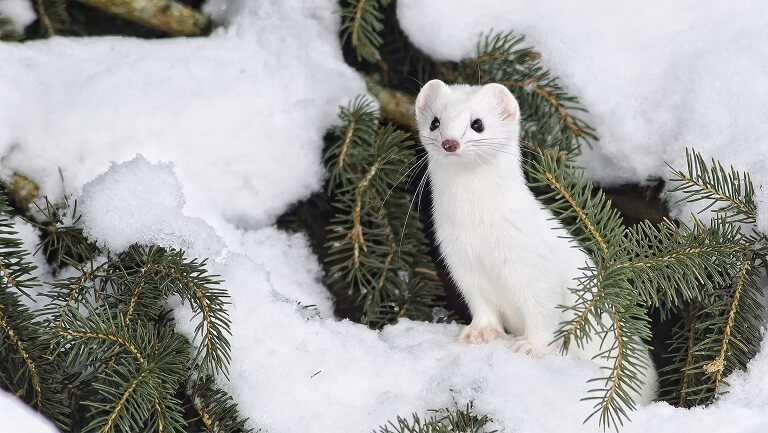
{"left": 471, "top": 119, "right": 484, "bottom": 133}
{"left": 430, "top": 117, "right": 440, "bottom": 131}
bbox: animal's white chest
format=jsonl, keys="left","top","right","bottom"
{"left": 431, "top": 177, "right": 522, "bottom": 275}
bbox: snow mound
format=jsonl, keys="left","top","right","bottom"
{"left": 79, "top": 155, "right": 224, "bottom": 258}
{"left": 0, "top": 389, "right": 59, "bottom": 433}
{"left": 396, "top": 0, "right": 768, "bottom": 229}
{"left": 0, "top": 0, "right": 366, "bottom": 229}
{"left": 222, "top": 225, "right": 334, "bottom": 318}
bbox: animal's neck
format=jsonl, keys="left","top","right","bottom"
{"left": 428, "top": 149, "right": 529, "bottom": 199}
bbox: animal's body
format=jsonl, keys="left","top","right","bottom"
{"left": 414, "top": 79, "right": 657, "bottom": 403}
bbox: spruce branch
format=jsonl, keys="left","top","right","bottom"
{"left": 190, "top": 375, "right": 252, "bottom": 433}
{"left": 110, "top": 246, "right": 232, "bottom": 378}
{"left": 453, "top": 31, "right": 597, "bottom": 158}
{"left": 703, "top": 251, "right": 751, "bottom": 393}
{"left": 0, "top": 190, "right": 248, "bottom": 432}
{"left": 658, "top": 151, "right": 766, "bottom": 407}
{"left": 622, "top": 218, "right": 744, "bottom": 313}
{"left": 529, "top": 150, "right": 624, "bottom": 261}
{"left": 29, "top": 196, "right": 101, "bottom": 268}
{"left": 324, "top": 97, "right": 446, "bottom": 327}
{"left": 325, "top": 96, "right": 379, "bottom": 192}
{"left": 0, "top": 195, "right": 68, "bottom": 425}
{"left": 668, "top": 148, "right": 757, "bottom": 224}
{"left": 81, "top": 335, "right": 189, "bottom": 433}
{"left": 531, "top": 151, "right": 651, "bottom": 429}
{"left": 375, "top": 404, "right": 496, "bottom": 433}
{"left": 341, "top": 0, "right": 389, "bottom": 63}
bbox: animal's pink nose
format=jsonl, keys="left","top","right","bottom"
{"left": 441, "top": 139, "right": 459, "bottom": 153}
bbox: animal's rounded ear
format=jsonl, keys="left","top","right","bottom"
{"left": 482, "top": 83, "right": 519, "bottom": 122}
{"left": 415, "top": 79, "right": 447, "bottom": 118}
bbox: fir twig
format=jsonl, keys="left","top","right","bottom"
{"left": 668, "top": 148, "right": 757, "bottom": 224}
{"left": 324, "top": 96, "right": 446, "bottom": 328}
{"left": 341, "top": 0, "right": 389, "bottom": 62}
{"left": 375, "top": 404, "right": 496, "bottom": 433}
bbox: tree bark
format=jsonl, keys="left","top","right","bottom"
{"left": 78, "top": 0, "right": 209, "bottom": 36}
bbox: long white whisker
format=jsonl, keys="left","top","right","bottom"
{"left": 405, "top": 156, "right": 430, "bottom": 189}
{"left": 380, "top": 154, "right": 428, "bottom": 210}
{"left": 465, "top": 137, "right": 512, "bottom": 143}
{"left": 400, "top": 169, "right": 430, "bottom": 257}
{"left": 471, "top": 146, "right": 537, "bottom": 165}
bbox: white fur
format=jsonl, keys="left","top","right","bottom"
{"left": 414, "top": 79, "right": 657, "bottom": 404}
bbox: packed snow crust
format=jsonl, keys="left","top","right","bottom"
{"left": 397, "top": 0, "right": 768, "bottom": 229}
{"left": 2, "top": 0, "right": 768, "bottom": 432}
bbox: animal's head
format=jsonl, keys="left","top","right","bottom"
{"left": 415, "top": 79, "right": 520, "bottom": 164}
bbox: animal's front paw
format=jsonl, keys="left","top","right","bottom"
{"left": 509, "top": 337, "right": 553, "bottom": 358}
{"left": 458, "top": 324, "right": 506, "bottom": 344}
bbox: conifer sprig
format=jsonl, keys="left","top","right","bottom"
{"left": 341, "top": 0, "right": 390, "bottom": 63}
{"left": 530, "top": 147, "right": 766, "bottom": 424}
{"left": 659, "top": 150, "right": 767, "bottom": 407}
{"left": 323, "top": 96, "right": 446, "bottom": 328}
{"left": 0, "top": 191, "right": 249, "bottom": 432}
{"left": 0, "top": 195, "right": 69, "bottom": 425}
{"left": 30, "top": 196, "right": 101, "bottom": 268}
{"left": 450, "top": 31, "right": 597, "bottom": 160}
{"left": 668, "top": 149, "right": 758, "bottom": 224}
{"left": 109, "top": 246, "right": 232, "bottom": 378}
{"left": 190, "top": 374, "right": 252, "bottom": 433}
{"left": 623, "top": 218, "right": 744, "bottom": 314}
{"left": 375, "top": 404, "right": 496, "bottom": 433}
{"left": 530, "top": 153, "right": 652, "bottom": 429}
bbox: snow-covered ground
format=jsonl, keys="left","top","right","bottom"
{"left": 1, "top": 0, "right": 767, "bottom": 432}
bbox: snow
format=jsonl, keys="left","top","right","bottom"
{"left": 0, "top": 0, "right": 366, "bottom": 229}
{"left": 1, "top": 0, "right": 768, "bottom": 432}
{"left": 79, "top": 155, "right": 225, "bottom": 259}
{"left": 396, "top": 0, "right": 768, "bottom": 229}
{"left": 96, "top": 156, "right": 768, "bottom": 433}
{"left": 0, "top": 389, "right": 59, "bottom": 433}
{"left": 176, "top": 252, "right": 603, "bottom": 433}
{"left": 221, "top": 225, "right": 334, "bottom": 318}
{"left": 0, "top": 0, "right": 35, "bottom": 31}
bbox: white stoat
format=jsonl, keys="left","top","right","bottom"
{"left": 414, "top": 79, "right": 657, "bottom": 403}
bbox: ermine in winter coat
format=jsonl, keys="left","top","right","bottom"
{"left": 414, "top": 79, "right": 657, "bottom": 404}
